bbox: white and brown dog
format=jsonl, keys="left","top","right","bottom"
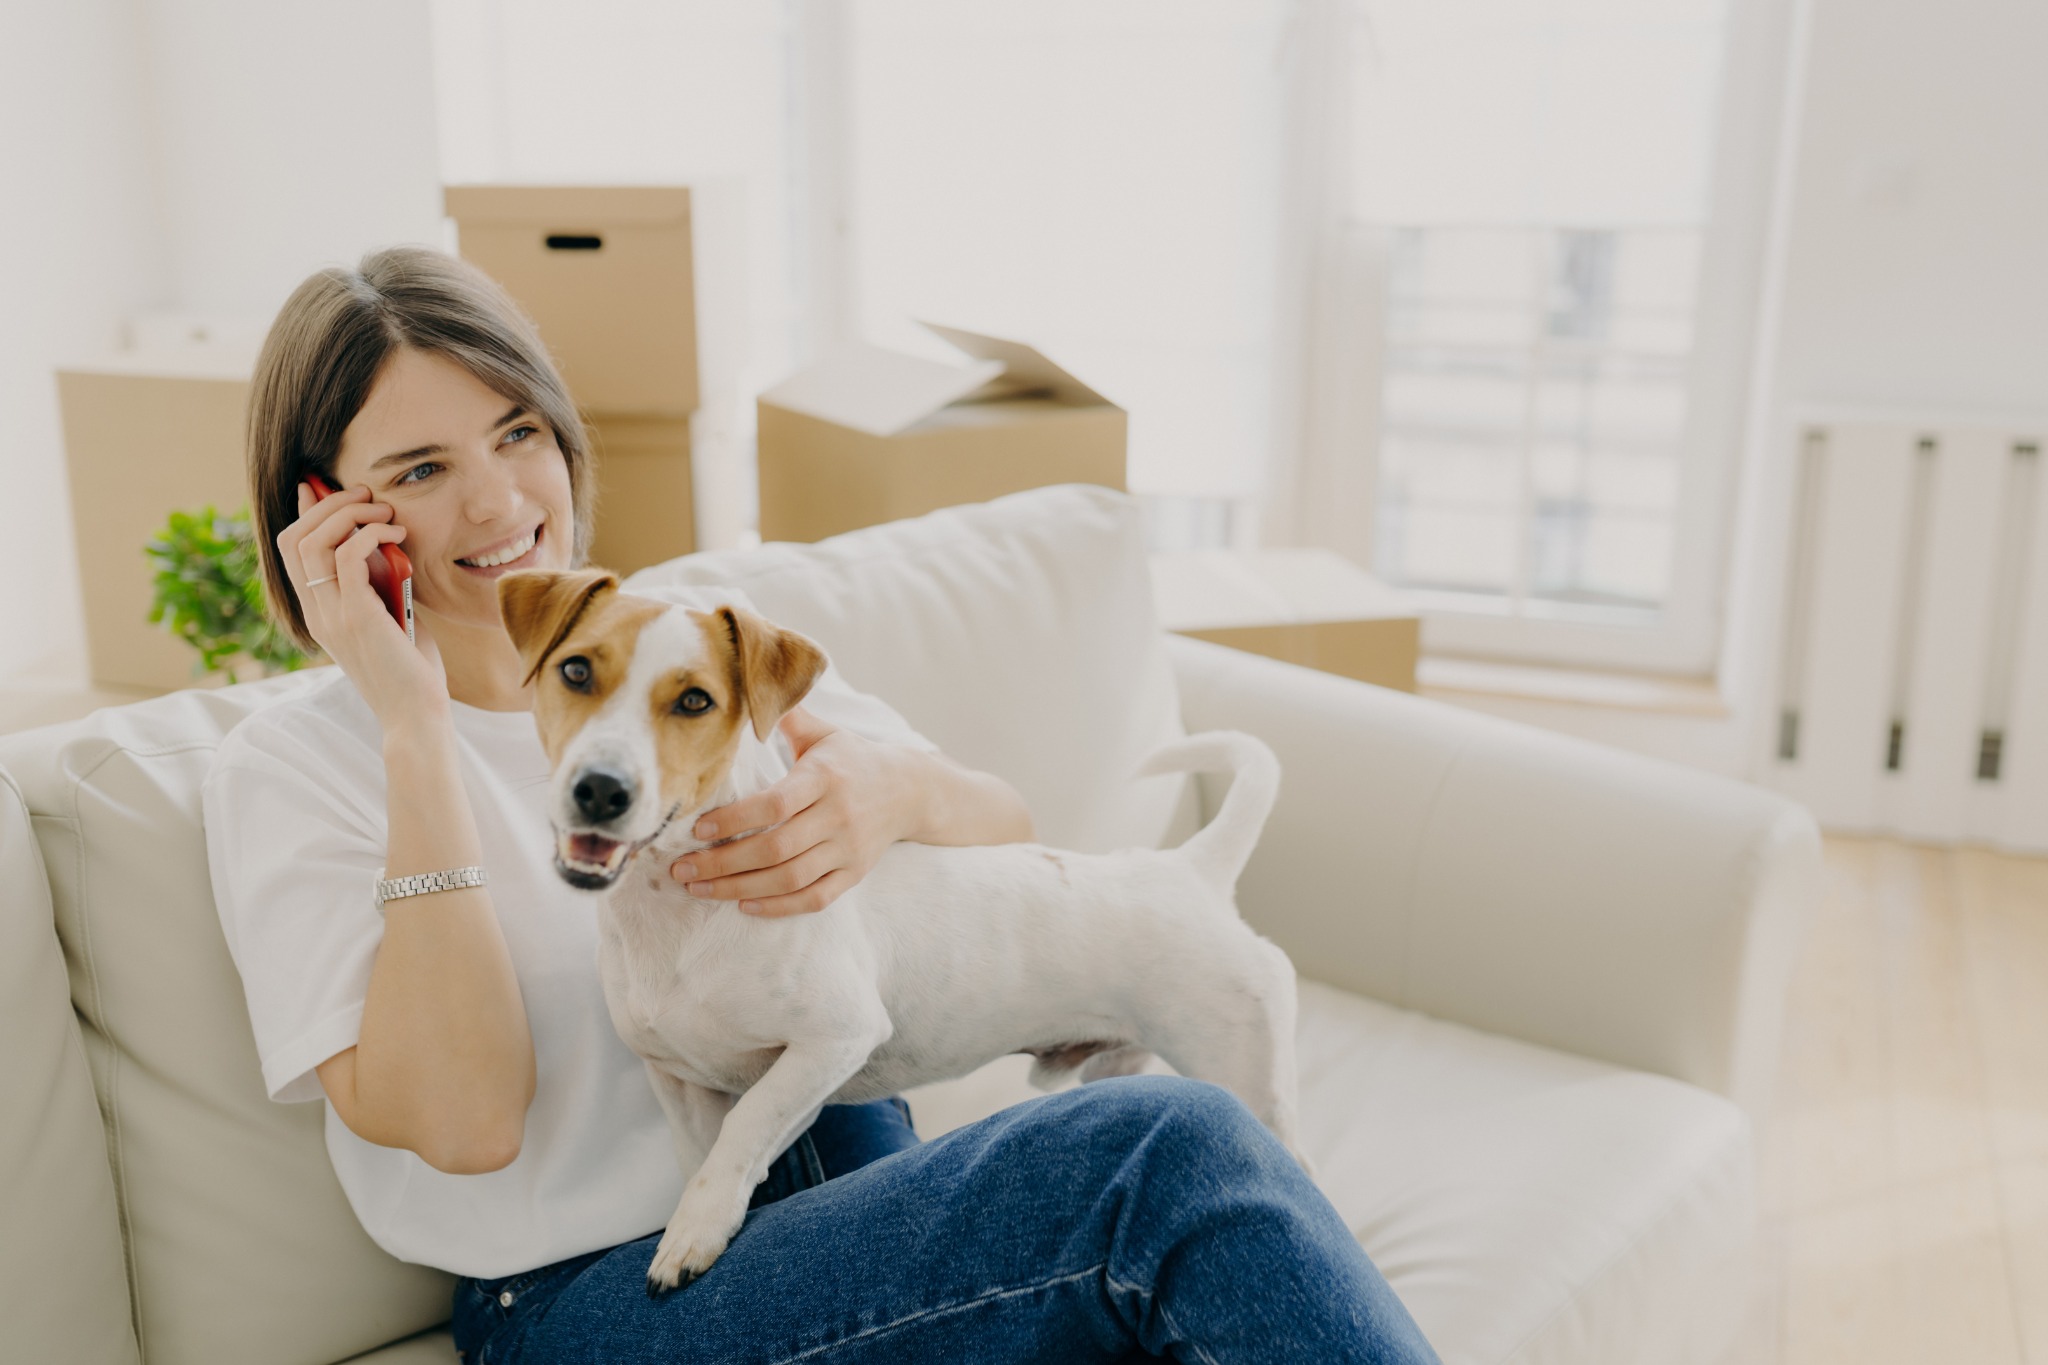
{"left": 499, "top": 569, "right": 1302, "bottom": 1295}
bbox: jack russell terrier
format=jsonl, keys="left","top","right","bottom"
{"left": 498, "top": 568, "right": 1302, "bottom": 1295}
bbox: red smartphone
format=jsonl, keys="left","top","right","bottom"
{"left": 306, "top": 475, "right": 415, "bottom": 644}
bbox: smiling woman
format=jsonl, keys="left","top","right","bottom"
{"left": 246, "top": 247, "right": 595, "bottom": 655}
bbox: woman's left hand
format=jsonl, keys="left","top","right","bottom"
{"left": 668, "top": 707, "right": 924, "bottom": 917}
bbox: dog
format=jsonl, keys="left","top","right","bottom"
{"left": 498, "top": 568, "right": 1302, "bottom": 1295}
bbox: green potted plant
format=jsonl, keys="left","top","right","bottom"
{"left": 146, "top": 506, "right": 312, "bottom": 682}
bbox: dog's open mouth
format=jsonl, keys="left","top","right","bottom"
{"left": 553, "top": 803, "right": 682, "bottom": 891}
{"left": 556, "top": 831, "right": 634, "bottom": 890}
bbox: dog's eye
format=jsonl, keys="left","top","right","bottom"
{"left": 673, "top": 687, "right": 713, "bottom": 715}
{"left": 559, "top": 656, "right": 593, "bottom": 691}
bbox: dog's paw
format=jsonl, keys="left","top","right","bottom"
{"left": 645, "top": 1215, "right": 734, "bottom": 1297}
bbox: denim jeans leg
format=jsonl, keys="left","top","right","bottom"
{"left": 478, "top": 1077, "right": 1439, "bottom": 1364}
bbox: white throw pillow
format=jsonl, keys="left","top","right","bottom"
{"left": 625, "top": 484, "right": 1191, "bottom": 853}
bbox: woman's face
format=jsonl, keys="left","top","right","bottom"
{"left": 330, "top": 346, "right": 576, "bottom": 633}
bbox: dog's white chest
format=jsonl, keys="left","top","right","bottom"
{"left": 596, "top": 874, "right": 833, "bottom": 1093}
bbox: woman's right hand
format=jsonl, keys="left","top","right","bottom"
{"left": 278, "top": 481, "right": 448, "bottom": 728}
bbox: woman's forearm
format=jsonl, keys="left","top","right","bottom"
{"left": 324, "top": 716, "right": 535, "bottom": 1172}
{"left": 901, "top": 751, "right": 1036, "bottom": 847}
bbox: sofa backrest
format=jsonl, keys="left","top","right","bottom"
{"left": 626, "top": 484, "right": 1190, "bottom": 853}
{"left": 0, "top": 680, "right": 460, "bottom": 1365}
{"left": 0, "top": 771, "right": 140, "bottom": 1365}
{"left": 0, "top": 484, "right": 1185, "bottom": 1365}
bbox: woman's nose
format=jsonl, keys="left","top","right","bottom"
{"left": 463, "top": 464, "right": 524, "bottom": 522}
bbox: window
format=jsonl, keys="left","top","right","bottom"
{"left": 1348, "top": 0, "right": 1784, "bottom": 672}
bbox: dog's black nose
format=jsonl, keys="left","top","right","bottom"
{"left": 572, "top": 767, "right": 636, "bottom": 824}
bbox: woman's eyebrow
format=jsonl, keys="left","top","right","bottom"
{"left": 368, "top": 407, "right": 527, "bottom": 471}
{"left": 370, "top": 442, "right": 443, "bottom": 471}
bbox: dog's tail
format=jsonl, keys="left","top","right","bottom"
{"left": 1136, "top": 730, "right": 1280, "bottom": 892}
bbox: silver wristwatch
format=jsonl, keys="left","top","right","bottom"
{"left": 375, "top": 865, "right": 487, "bottom": 908}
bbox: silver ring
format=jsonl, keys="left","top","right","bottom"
{"left": 305, "top": 574, "right": 338, "bottom": 588}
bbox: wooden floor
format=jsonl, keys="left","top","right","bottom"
{"left": 1742, "top": 836, "right": 2048, "bottom": 1362}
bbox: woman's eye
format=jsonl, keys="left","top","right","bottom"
{"left": 559, "top": 657, "right": 593, "bottom": 690}
{"left": 503, "top": 424, "right": 539, "bottom": 446}
{"left": 396, "top": 461, "right": 441, "bottom": 485}
{"left": 674, "top": 688, "right": 713, "bottom": 715}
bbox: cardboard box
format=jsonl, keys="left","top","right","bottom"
{"left": 756, "top": 324, "right": 1125, "bottom": 543}
{"left": 586, "top": 416, "right": 696, "bottom": 575}
{"left": 1149, "top": 549, "right": 1420, "bottom": 692}
{"left": 58, "top": 354, "right": 254, "bottom": 692}
{"left": 445, "top": 183, "right": 745, "bottom": 418}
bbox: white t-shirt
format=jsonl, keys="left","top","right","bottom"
{"left": 202, "top": 586, "right": 937, "bottom": 1278}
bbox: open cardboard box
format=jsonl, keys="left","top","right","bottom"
{"left": 756, "top": 323, "right": 1126, "bottom": 543}
{"left": 1149, "top": 548, "right": 1420, "bottom": 692}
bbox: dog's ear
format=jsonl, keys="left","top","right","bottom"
{"left": 499, "top": 569, "right": 619, "bottom": 684}
{"left": 717, "top": 606, "right": 827, "bottom": 741}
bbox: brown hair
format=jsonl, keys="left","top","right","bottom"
{"left": 247, "top": 246, "right": 595, "bottom": 649}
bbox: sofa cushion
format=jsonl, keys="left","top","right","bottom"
{"left": 908, "top": 979, "right": 1752, "bottom": 1365}
{"left": 0, "top": 684, "right": 457, "bottom": 1365}
{"left": 0, "top": 771, "right": 139, "bottom": 1365}
{"left": 627, "top": 484, "right": 1192, "bottom": 853}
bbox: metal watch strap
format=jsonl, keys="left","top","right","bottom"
{"left": 375, "top": 865, "right": 486, "bottom": 907}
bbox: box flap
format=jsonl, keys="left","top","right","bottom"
{"left": 920, "top": 322, "right": 1116, "bottom": 410}
{"left": 759, "top": 343, "right": 1004, "bottom": 437}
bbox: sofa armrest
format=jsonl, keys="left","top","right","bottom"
{"left": 1167, "top": 635, "right": 1819, "bottom": 1116}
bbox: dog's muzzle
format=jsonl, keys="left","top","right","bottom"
{"left": 553, "top": 766, "right": 683, "bottom": 891}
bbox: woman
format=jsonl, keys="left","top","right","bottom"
{"left": 204, "top": 246, "right": 1439, "bottom": 1364}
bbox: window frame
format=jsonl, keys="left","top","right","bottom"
{"left": 1326, "top": 0, "right": 1799, "bottom": 677}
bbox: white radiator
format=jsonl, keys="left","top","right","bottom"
{"left": 1771, "top": 410, "right": 2048, "bottom": 847}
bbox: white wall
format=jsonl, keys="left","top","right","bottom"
{"left": 1716, "top": 0, "right": 2048, "bottom": 778}
{"left": 0, "top": 0, "right": 447, "bottom": 677}
{"left": 143, "top": 0, "right": 445, "bottom": 320}
{"left": 0, "top": 0, "right": 166, "bottom": 674}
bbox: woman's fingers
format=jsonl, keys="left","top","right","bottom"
{"left": 277, "top": 482, "right": 368, "bottom": 574}
{"left": 679, "top": 833, "right": 841, "bottom": 902}
{"left": 692, "top": 763, "right": 829, "bottom": 843}
{"left": 743, "top": 867, "right": 859, "bottom": 918}
{"left": 675, "top": 797, "right": 824, "bottom": 881}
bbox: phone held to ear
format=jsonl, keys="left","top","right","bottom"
{"left": 307, "top": 476, "right": 416, "bottom": 644}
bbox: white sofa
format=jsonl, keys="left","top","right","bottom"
{"left": 0, "top": 485, "right": 1818, "bottom": 1365}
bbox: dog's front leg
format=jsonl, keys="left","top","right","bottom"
{"left": 644, "top": 1062, "right": 732, "bottom": 1184}
{"left": 646, "top": 1034, "right": 882, "bottom": 1296}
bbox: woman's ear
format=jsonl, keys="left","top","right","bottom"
{"left": 716, "top": 606, "right": 827, "bottom": 740}
{"left": 499, "top": 569, "right": 617, "bottom": 683}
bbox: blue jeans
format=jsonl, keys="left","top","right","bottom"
{"left": 452, "top": 1076, "right": 1439, "bottom": 1364}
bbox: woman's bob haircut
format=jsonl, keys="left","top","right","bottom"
{"left": 247, "top": 245, "right": 594, "bottom": 651}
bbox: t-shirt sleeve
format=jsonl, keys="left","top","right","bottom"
{"left": 204, "top": 726, "right": 389, "bottom": 1104}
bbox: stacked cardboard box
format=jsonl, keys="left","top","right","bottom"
{"left": 446, "top": 183, "right": 745, "bottom": 573}
{"left": 1149, "top": 548, "right": 1420, "bottom": 692}
{"left": 58, "top": 351, "right": 256, "bottom": 691}
{"left": 756, "top": 323, "right": 1125, "bottom": 543}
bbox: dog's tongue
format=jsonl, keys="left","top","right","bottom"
{"left": 560, "top": 831, "right": 630, "bottom": 877}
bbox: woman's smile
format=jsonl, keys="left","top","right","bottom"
{"left": 456, "top": 522, "right": 546, "bottom": 577}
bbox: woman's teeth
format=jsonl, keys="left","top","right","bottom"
{"left": 459, "top": 528, "right": 537, "bottom": 568}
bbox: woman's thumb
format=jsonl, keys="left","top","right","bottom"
{"left": 778, "top": 705, "right": 836, "bottom": 755}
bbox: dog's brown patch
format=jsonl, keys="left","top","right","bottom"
{"left": 701, "top": 606, "right": 827, "bottom": 741}
{"left": 1039, "top": 850, "right": 1070, "bottom": 886}
{"left": 520, "top": 588, "right": 670, "bottom": 763}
